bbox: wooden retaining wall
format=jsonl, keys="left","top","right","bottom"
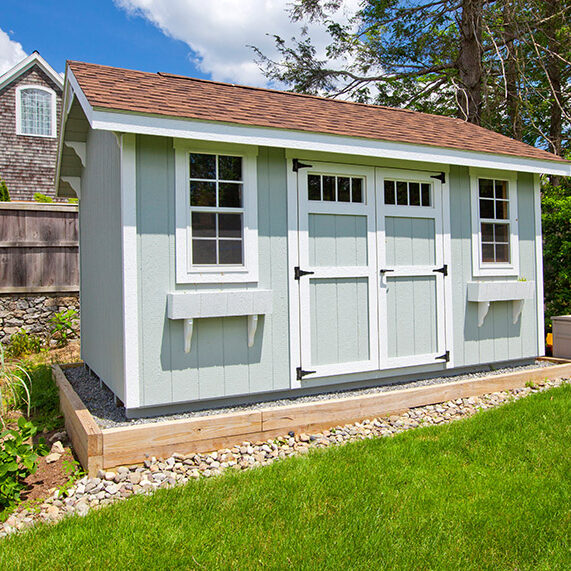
{"left": 0, "top": 203, "right": 78, "bottom": 293}
{"left": 53, "top": 361, "right": 571, "bottom": 476}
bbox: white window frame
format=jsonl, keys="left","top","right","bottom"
{"left": 15, "top": 84, "right": 57, "bottom": 138}
{"left": 174, "top": 140, "right": 259, "bottom": 283}
{"left": 470, "top": 168, "right": 519, "bottom": 277}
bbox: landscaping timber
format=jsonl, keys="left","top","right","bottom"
{"left": 53, "top": 361, "right": 571, "bottom": 475}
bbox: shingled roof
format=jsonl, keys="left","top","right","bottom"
{"left": 68, "top": 60, "right": 566, "bottom": 164}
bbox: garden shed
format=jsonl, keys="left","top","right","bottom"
{"left": 56, "top": 61, "right": 571, "bottom": 418}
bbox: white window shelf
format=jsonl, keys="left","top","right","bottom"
{"left": 167, "top": 290, "right": 273, "bottom": 352}
{"left": 467, "top": 281, "right": 535, "bottom": 327}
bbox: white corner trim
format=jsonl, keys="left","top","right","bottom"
{"left": 15, "top": 84, "right": 57, "bottom": 138}
{"left": 60, "top": 176, "right": 81, "bottom": 198}
{"left": 64, "top": 141, "right": 86, "bottom": 167}
{"left": 534, "top": 174, "right": 545, "bottom": 356}
{"left": 87, "top": 108, "right": 571, "bottom": 176}
{"left": 0, "top": 52, "right": 63, "bottom": 91}
{"left": 120, "top": 133, "right": 140, "bottom": 408}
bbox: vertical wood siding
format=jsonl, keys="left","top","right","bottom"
{"left": 79, "top": 130, "right": 125, "bottom": 400}
{"left": 136, "top": 139, "right": 290, "bottom": 407}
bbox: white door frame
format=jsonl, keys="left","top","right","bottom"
{"left": 287, "top": 158, "right": 453, "bottom": 388}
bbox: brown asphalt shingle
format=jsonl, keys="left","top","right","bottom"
{"left": 68, "top": 60, "right": 567, "bottom": 164}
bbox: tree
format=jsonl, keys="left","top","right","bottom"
{"left": 255, "top": 0, "right": 571, "bottom": 153}
{"left": 0, "top": 177, "right": 10, "bottom": 202}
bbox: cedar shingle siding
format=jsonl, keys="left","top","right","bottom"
{"left": 0, "top": 66, "right": 62, "bottom": 201}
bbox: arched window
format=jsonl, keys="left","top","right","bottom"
{"left": 16, "top": 85, "right": 56, "bottom": 137}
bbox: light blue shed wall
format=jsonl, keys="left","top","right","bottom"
{"left": 136, "top": 137, "right": 290, "bottom": 408}
{"left": 80, "top": 130, "right": 125, "bottom": 399}
{"left": 133, "top": 137, "right": 540, "bottom": 409}
{"left": 449, "top": 166, "right": 539, "bottom": 366}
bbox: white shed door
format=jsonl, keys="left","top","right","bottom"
{"left": 293, "top": 162, "right": 448, "bottom": 381}
{"left": 296, "top": 162, "right": 379, "bottom": 378}
{"left": 377, "top": 170, "right": 447, "bottom": 367}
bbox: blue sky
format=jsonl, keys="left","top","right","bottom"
{"left": 0, "top": 1, "right": 361, "bottom": 86}
{"left": 1, "top": 0, "right": 205, "bottom": 77}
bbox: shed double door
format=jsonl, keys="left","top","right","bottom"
{"left": 295, "top": 162, "right": 447, "bottom": 379}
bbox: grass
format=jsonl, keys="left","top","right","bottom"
{"left": 2, "top": 384, "right": 570, "bottom": 570}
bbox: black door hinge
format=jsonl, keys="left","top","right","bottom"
{"left": 294, "top": 266, "right": 315, "bottom": 280}
{"left": 292, "top": 159, "right": 312, "bottom": 172}
{"left": 431, "top": 172, "right": 446, "bottom": 184}
{"left": 433, "top": 264, "right": 448, "bottom": 276}
{"left": 436, "top": 351, "right": 450, "bottom": 362}
{"left": 296, "top": 366, "right": 316, "bottom": 380}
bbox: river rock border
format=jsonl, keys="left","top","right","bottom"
{"left": 1, "top": 377, "right": 568, "bottom": 537}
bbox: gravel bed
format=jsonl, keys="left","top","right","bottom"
{"left": 65, "top": 360, "right": 554, "bottom": 429}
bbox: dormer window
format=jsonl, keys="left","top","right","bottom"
{"left": 16, "top": 85, "right": 56, "bottom": 137}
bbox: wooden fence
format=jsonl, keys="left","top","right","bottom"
{"left": 0, "top": 202, "right": 79, "bottom": 293}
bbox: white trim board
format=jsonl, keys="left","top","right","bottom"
{"left": 62, "top": 73, "right": 571, "bottom": 177}
{"left": 120, "top": 133, "right": 141, "bottom": 409}
{"left": 0, "top": 52, "right": 63, "bottom": 91}
{"left": 534, "top": 174, "right": 545, "bottom": 356}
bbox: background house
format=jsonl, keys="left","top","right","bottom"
{"left": 0, "top": 51, "right": 63, "bottom": 201}
{"left": 0, "top": 53, "right": 78, "bottom": 346}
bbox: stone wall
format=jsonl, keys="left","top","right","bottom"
{"left": 0, "top": 66, "right": 63, "bottom": 201}
{"left": 0, "top": 293, "right": 79, "bottom": 345}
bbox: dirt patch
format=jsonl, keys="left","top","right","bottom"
{"left": 21, "top": 445, "right": 75, "bottom": 503}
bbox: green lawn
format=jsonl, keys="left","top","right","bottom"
{"left": 2, "top": 385, "right": 570, "bottom": 570}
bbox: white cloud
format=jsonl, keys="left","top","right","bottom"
{"left": 114, "top": 0, "right": 361, "bottom": 86}
{"left": 0, "top": 27, "right": 27, "bottom": 75}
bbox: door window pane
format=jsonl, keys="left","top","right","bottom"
{"left": 351, "top": 178, "right": 363, "bottom": 202}
{"left": 409, "top": 182, "right": 420, "bottom": 206}
{"left": 384, "top": 180, "right": 395, "bottom": 204}
{"left": 421, "top": 184, "right": 431, "bottom": 206}
{"left": 308, "top": 175, "right": 321, "bottom": 200}
{"left": 323, "top": 176, "right": 335, "bottom": 201}
{"left": 338, "top": 177, "right": 350, "bottom": 202}
{"left": 397, "top": 181, "right": 408, "bottom": 205}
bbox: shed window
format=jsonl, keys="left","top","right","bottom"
{"left": 308, "top": 174, "right": 364, "bottom": 203}
{"left": 175, "top": 142, "right": 258, "bottom": 284}
{"left": 470, "top": 170, "right": 519, "bottom": 277}
{"left": 384, "top": 180, "right": 431, "bottom": 206}
{"left": 16, "top": 86, "right": 56, "bottom": 137}
{"left": 189, "top": 153, "right": 244, "bottom": 265}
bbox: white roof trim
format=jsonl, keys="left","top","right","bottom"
{"left": 0, "top": 52, "right": 63, "bottom": 92}
{"left": 63, "top": 74, "right": 571, "bottom": 177}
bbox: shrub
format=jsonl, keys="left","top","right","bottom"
{"left": 542, "top": 178, "right": 571, "bottom": 332}
{"left": 0, "top": 416, "right": 47, "bottom": 510}
{"left": 33, "top": 193, "right": 53, "bottom": 203}
{"left": 49, "top": 309, "right": 78, "bottom": 348}
{"left": 6, "top": 329, "right": 43, "bottom": 358}
{"left": 0, "top": 178, "right": 10, "bottom": 202}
